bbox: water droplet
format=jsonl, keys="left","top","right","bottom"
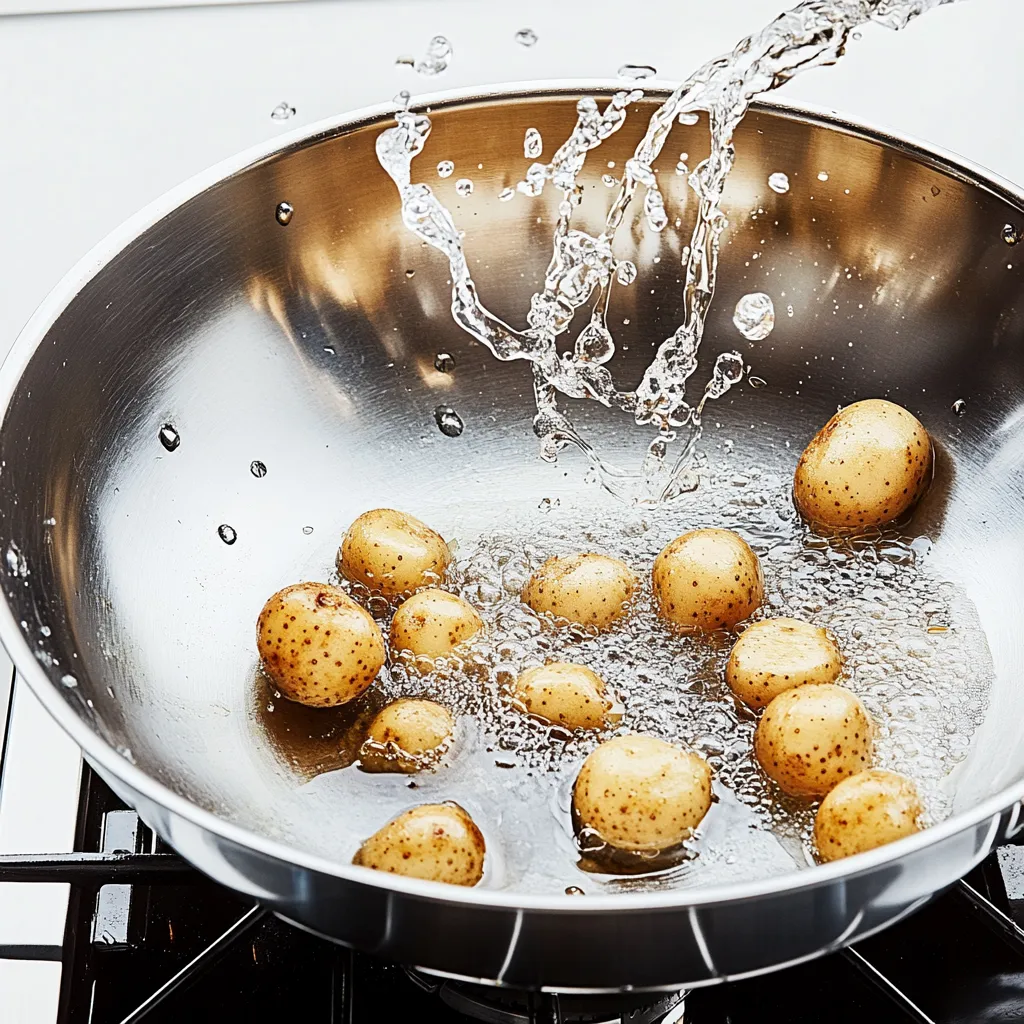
{"left": 852, "top": 29, "right": 863, "bottom": 39}
{"left": 523, "top": 127, "right": 543, "bottom": 160}
{"left": 733, "top": 292, "right": 776, "bottom": 341}
{"left": 60, "top": 673, "right": 77, "bottom": 688}
{"left": 617, "top": 64, "right": 656, "bottom": 80}
{"left": 952, "top": 398, "right": 967, "bottom": 417}
{"left": 786, "top": 304, "right": 794, "bottom": 317}
{"left": 675, "top": 160, "right": 689, "bottom": 176}
{"left": 677, "top": 111, "right": 699, "bottom": 126}
{"left": 5, "top": 541, "right": 27, "bottom": 578}
{"left": 437, "top": 160, "right": 455, "bottom": 178}
{"left": 394, "top": 89, "right": 411, "bottom": 109}
{"left": 158, "top": 424, "right": 180, "bottom": 452}
{"left": 43, "top": 517, "right": 56, "bottom": 527}
{"left": 434, "top": 352, "right": 456, "bottom": 373}
{"left": 498, "top": 187, "right": 516, "bottom": 202}
{"left": 217, "top": 524, "right": 237, "bottom": 545}
{"left": 40, "top": 625, "right": 51, "bottom": 637}
{"left": 434, "top": 405, "right": 464, "bottom": 437}
{"left": 455, "top": 178, "right": 474, "bottom": 197}
{"left": 395, "top": 55, "right": 414, "bottom": 67}
{"left": 270, "top": 101, "right": 295, "bottom": 121}
{"left": 1003, "top": 223, "right": 1020, "bottom": 246}
{"left": 643, "top": 188, "right": 668, "bottom": 232}
{"left": 514, "top": 27, "right": 538, "bottom": 47}
{"left": 768, "top": 172, "right": 790, "bottom": 194}
{"left": 930, "top": 185, "right": 941, "bottom": 197}
{"left": 565, "top": 886, "right": 585, "bottom": 895}
{"left": 817, "top": 171, "right": 829, "bottom": 182}
{"left": 275, "top": 202, "right": 294, "bottom": 226}
{"left": 324, "top": 346, "right": 336, "bottom": 355}
{"left": 302, "top": 525, "right": 314, "bottom": 535}
{"left": 250, "top": 460, "right": 267, "bottom": 478}
{"left": 601, "top": 174, "right": 617, "bottom": 188}
{"left": 415, "top": 34, "right": 453, "bottom": 76}
{"left": 405, "top": 269, "right": 416, "bottom": 278}
{"left": 748, "top": 376, "right": 767, "bottom": 388}
{"left": 616, "top": 261, "right": 638, "bottom": 286}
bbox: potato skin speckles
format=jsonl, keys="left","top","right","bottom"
{"left": 814, "top": 769, "right": 922, "bottom": 862}
{"left": 523, "top": 553, "right": 637, "bottom": 630}
{"left": 652, "top": 529, "right": 763, "bottom": 632}
{"left": 793, "top": 399, "right": 932, "bottom": 531}
{"left": 352, "top": 803, "right": 485, "bottom": 886}
{"left": 257, "top": 582, "right": 385, "bottom": 708}
{"left": 726, "top": 617, "right": 842, "bottom": 709}
{"left": 390, "top": 589, "right": 483, "bottom": 664}
{"left": 361, "top": 698, "right": 454, "bottom": 774}
{"left": 338, "top": 508, "right": 449, "bottom": 599}
{"left": 512, "top": 662, "right": 619, "bottom": 731}
{"left": 572, "top": 734, "right": 712, "bottom": 852}
{"left": 754, "top": 683, "right": 874, "bottom": 798}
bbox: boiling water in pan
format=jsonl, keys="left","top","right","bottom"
{"left": 253, "top": 0, "right": 993, "bottom": 893}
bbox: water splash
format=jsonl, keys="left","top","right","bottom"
{"left": 377, "top": 0, "right": 957, "bottom": 506}
{"left": 733, "top": 292, "right": 776, "bottom": 341}
{"left": 414, "top": 35, "right": 453, "bottom": 76}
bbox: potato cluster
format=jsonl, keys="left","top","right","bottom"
{"left": 253, "top": 397, "right": 934, "bottom": 887}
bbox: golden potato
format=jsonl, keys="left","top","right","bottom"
{"left": 652, "top": 529, "right": 764, "bottom": 631}
{"left": 338, "top": 508, "right": 449, "bottom": 598}
{"left": 512, "top": 663, "right": 620, "bottom": 730}
{"left": 352, "top": 803, "right": 485, "bottom": 886}
{"left": 793, "top": 399, "right": 932, "bottom": 531}
{"left": 726, "top": 617, "right": 842, "bottom": 710}
{"left": 522, "top": 553, "right": 637, "bottom": 630}
{"left": 754, "top": 683, "right": 874, "bottom": 798}
{"left": 389, "top": 589, "right": 483, "bottom": 662}
{"left": 257, "top": 582, "right": 385, "bottom": 707}
{"left": 572, "top": 735, "right": 712, "bottom": 852}
{"left": 814, "top": 769, "right": 923, "bottom": 862}
{"left": 361, "top": 698, "right": 454, "bottom": 773}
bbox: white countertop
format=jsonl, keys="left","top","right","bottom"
{"left": 0, "top": 0, "right": 1020, "bottom": 1019}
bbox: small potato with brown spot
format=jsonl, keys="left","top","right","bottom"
{"left": 389, "top": 589, "right": 483, "bottom": 664}
{"left": 352, "top": 803, "right": 485, "bottom": 886}
{"left": 814, "top": 769, "right": 922, "bottom": 862}
{"left": 726, "top": 617, "right": 842, "bottom": 709}
{"left": 793, "top": 399, "right": 933, "bottom": 531}
{"left": 361, "top": 698, "right": 454, "bottom": 773}
{"left": 572, "top": 735, "right": 712, "bottom": 852}
{"left": 511, "top": 663, "right": 620, "bottom": 731}
{"left": 652, "top": 529, "right": 764, "bottom": 632}
{"left": 754, "top": 683, "right": 874, "bottom": 798}
{"left": 522, "top": 553, "right": 637, "bottom": 630}
{"left": 338, "top": 508, "right": 449, "bottom": 599}
{"left": 257, "top": 582, "right": 385, "bottom": 708}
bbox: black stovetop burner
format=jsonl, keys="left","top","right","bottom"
{"left": 5, "top": 762, "right": 1024, "bottom": 1024}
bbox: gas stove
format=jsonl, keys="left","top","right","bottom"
{"left": 3, "top": 662, "right": 1024, "bottom": 1022}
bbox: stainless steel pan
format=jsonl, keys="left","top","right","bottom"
{"left": 2, "top": 83, "right": 1024, "bottom": 992}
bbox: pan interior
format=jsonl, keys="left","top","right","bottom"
{"left": 2, "top": 92, "right": 1023, "bottom": 897}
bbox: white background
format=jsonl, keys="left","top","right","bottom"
{"left": 0, "top": 0, "right": 1020, "bottom": 1020}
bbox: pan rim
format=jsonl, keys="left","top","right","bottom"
{"left": 1, "top": 78, "right": 1022, "bottom": 914}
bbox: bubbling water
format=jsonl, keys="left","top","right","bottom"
{"left": 290, "top": 471, "right": 991, "bottom": 894}
{"left": 376, "top": 0, "right": 958, "bottom": 507}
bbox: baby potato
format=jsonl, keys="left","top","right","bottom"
{"left": 754, "top": 683, "right": 874, "bottom": 798}
{"left": 793, "top": 398, "right": 932, "bottom": 531}
{"left": 652, "top": 529, "right": 764, "bottom": 632}
{"left": 338, "top": 508, "right": 449, "bottom": 598}
{"left": 257, "top": 582, "right": 385, "bottom": 707}
{"left": 726, "top": 617, "right": 842, "bottom": 710}
{"left": 361, "top": 698, "right": 454, "bottom": 773}
{"left": 814, "top": 769, "right": 923, "bottom": 862}
{"left": 512, "top": 662, "right": 620, "bottom": 731}
{"left": 390, "top": 589, "right": 483, "bottom": 662}
{"left": 573, "top": 735, "right": 712, "bottom": 852}
{"left": 352, "top": 803, "right": 485, "bottom": 886}
{"left": 522, "top": 553, "right": 637, "bottom": 630}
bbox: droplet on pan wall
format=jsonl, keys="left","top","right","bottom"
{"left": 270, "top": 101, "right": 295, "bottom": 121}
{"left": 434, "top": 352, "right": 456, "bottom": 373}
{"left": 250, "top": 460, "right": 267, "bottom": 478}
{"left": 951, "top": 398, "right": 967, "bottom": 417}
{"left": 1003, "top": 223, "right": 1020, "bottom": 246}
{"left": 158, "top": 424, "right": 180, "bottom": 451}
{"left": 437, "top": 160, "right": 455, "bottom": 178}
{"left": 275, "top": 202, "right": 294, "bottom": 226}
{"left": 514, "top": 28, "right": 538, "bottom": 47}
{"left": 434, "top": 405, "right": 464, "bottom": 437}
{"left": 455, "top": 179, "right": 474, "bottom": 197}
{"left": 768, "top": 172, "right": 790, "bottom": 194}
{"left": 218, "top": 524, "right": 238, "bottom": 545}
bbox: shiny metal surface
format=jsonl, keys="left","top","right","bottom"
{"left": 1, "top": 83, "right": 1024, "bottom": 991}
